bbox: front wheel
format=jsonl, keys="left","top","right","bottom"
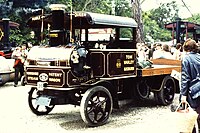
{"left": 154, "top": 76, "right": 176, "bottom": 105}
{"left": 28, "top": 87, "right": 55, "bottom": 115}
{"left": 80, "top": 86, "right": 113, "bottom": 127}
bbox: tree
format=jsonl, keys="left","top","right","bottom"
{"left": 12, "top": 0, "right": 46, "bottom": 8}
{"left": 132, "top": 0, "right": 144, "bottom": 43}
{"left": 187, "top": 13, "right": 200, "bottom": 24}
{"left": 149, "top": 1, "right": 179, "bottom": 29}
{"left": 114, "top": 0, "right": 132, "bottom": 17}
{"left": 72, "top": 0, "right": 112, "bottom": 14}
{"left": 43, "top": 0, "right": 112, "bottom": 14}
{"left": 0, "top": 1, "right": 16, "bottom": 18}
{"left": 143, "top": 1, "right": 180, "bottom": 42}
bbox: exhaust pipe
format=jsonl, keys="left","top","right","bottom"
{"left": 49, "top": 4, "right": 67, "bottom": 47}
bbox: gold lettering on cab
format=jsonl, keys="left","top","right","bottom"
{"left": 126, "top": 55, "right": 133, "bottom": 59}
{"left": 48, "top": 72, "right": 62, "bottom": 83}
{"left": 28, "top": 76, "right": 38, "bottom": 80}
{"left": 49, "top": 73, "right": 62, "bottom": 77}
{"left": 124, "top": 60, "right": 134, "bottom": 65}
{"left": 49, "top": 78, "right": 61, "bottom": 82}
{"left": 49, "top": 33, "right": 58, "bottom": 37}
{"left": 124, "top": 67, "right": 134, "bottom": 71}
{"left": 27, "top": 72, "right": 39, "bottom": 76}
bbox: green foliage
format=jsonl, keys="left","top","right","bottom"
{"left": 143, "top": 1, "right": 179, "bottom": 42}
{"left": 7, "top": 7, "right": 35, "bottom": 46}
{"left": 44, "top": 0, "right": 113, "bottom": 14}
{"left": 114, "top": 0, "right": 132, "bottom": 17}
{"left": 187, "top": 13, "right": 200, "bottom": 24}
{"left": 10, "top": 28, "right": 36, "bottom": 46}
{"left": 72, "top": 0, "right": 112, "bottom": 14}
{"left": 12, "top": 0, "right": 46, "bottom": 8}
{"left": 9, "top": 29, "right": 25, "bottom": 45}
{"left": 120, "top": 28, "right": 132, "bottom": 38}
{"left": 149, "top": 1, "right": 179, "bottom": 28}
{"left": 114, "top": 0, "right": 132, "bottom": 38}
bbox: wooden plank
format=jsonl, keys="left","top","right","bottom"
{"left": 151, "top": 58, "right": 181, "bottom": 66}
{"left": 138, "top": 65, "right": 181, "bottom": 77}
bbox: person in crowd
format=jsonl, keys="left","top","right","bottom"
{"left": 148, "top": 44, "right": 156, "bottom": 60}
{"left": 137, "top": 43, "right": 147, "bottom": 62}
{"left": 152, "top": 43, "right": 163, "bottom": 59}
{"left": 152, "top": 43, "right": 174, "bottom": 59}
{"left": 173, "top": 43, "right": 182, "bottom": 60}
{"left": 12, "top": 45, "right": 27, "bottom": 87}
{"left": 21, "top": 43, "right": 29, "bottom": 58}
{"left": 161, "top": 44, "right": 174, "bottom": 59}
{"left": 180, "top": 38, "right": 200, "bottom": 132}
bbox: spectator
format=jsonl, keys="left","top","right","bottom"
{"left": 152, "top": 43, "right": 163, "bottom": 59}
{"left": 173, "top": 43, "right": 182, "bottom": 60}
{"left": 148, "top": 44, "right": 156, "bottom": 60}
{"left": 162, "top": 44, "right": 174, "bottom": 59}
{"left": 180, "top": 38, "right": 200, "bottom": 132}
{"left": 11, "top": 45, "right": 27, "bottom": 87}
{"left": 153, "top": 43, "right": 174, "bottom": 59}
{"left": 137, "top": 43, "right": 147, "bottom": 62}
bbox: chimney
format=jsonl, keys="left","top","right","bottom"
{"left": 49, "top": 4, "right": 67, "bottom": 47}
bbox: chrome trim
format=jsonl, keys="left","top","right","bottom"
{"left": 28, "top": 85, "right": 78, "bottom": 91}
{"left": 89, "top": 49, "right": 137, "bottom": 52}
{"left": 36, "top": 61, "right": 51, "bottom": 66}
{"left": 100, "top": 75, "right": 137, "bottom": 80}
{"left": 26, "top": 65, "right": 71, "bottom": 69}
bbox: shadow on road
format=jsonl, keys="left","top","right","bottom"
{"left": 44, "top": 96, "right": 169, "bottom": 132}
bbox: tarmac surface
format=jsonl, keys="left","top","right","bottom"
{"left": 0, "top": 82, "right": 181, "bottom": 133}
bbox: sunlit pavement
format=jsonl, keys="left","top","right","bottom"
{"left": 0, "top": 82, "right": 180, "bottom": 133}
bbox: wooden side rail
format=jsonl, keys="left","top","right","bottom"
{"left": 151, "top": 58, "right": 181, "bottom": 66}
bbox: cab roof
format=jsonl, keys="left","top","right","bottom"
{"left": 27, "top": 11, "right": 138, "bottom": 29}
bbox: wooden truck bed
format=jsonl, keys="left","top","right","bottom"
{"left": 137, "top": 59, "right": 181, "bottom": 77}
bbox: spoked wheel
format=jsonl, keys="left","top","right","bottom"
{"left": 80, "top": 86, "right": 113, "bottom": 127}
{"left": 28, "top": 87, "right": 55, "bottom": 115}
{"left": 154, "top": 76, "right": 175, "bottom": 105}
{"left": 136, "top": 80, "right": 150, "bottom": 99}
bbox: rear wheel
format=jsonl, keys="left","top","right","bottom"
{"left": 80, "top": 86, "right": 113, "bottom": 127}
{"left": 154, "top": 76, "right": 176, "bottom": 105}
{"left": 136, "top": 80, "right": 150, "bottom": 99}
{"left": 28, "top": 87, "right": 55, "bottom": 115}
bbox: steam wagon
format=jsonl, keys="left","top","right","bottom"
{"left": 26, "top": 4, "right": 181, "bottom": 126}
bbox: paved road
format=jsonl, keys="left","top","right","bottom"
{"left": 0, "top": 82, "right": 180, "bottom": 133}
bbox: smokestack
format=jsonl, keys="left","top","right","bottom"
{"left": 2, "top": 18, "right": 10, "bottom": 49}
{"left": 49, "top": 4, "right": 67, "bottom": 47}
